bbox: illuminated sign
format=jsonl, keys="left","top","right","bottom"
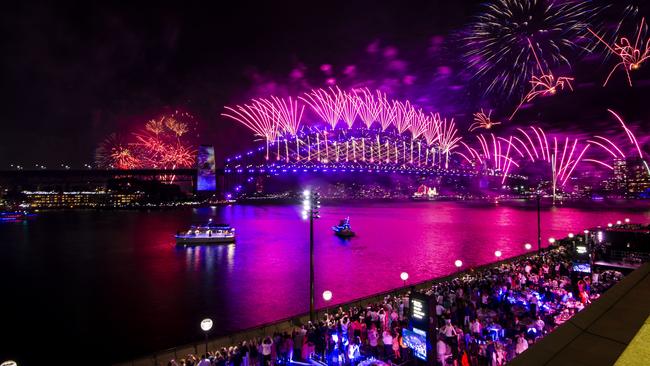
{"left": 197, "top": 145, "right": 217, "bottom": 191}
{"left": 410, "top": 298, "right": 426, "bottom": 321}
{"left": 576, "top": 246, "right": 587, "bottom": 254}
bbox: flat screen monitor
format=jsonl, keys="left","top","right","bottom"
{"left": 402, "top": 327, "right": 427, "bottom": 361}
{"left": 572, "top": 262, "right": 591, "bottom": 273}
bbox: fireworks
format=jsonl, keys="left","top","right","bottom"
{"left": 339, "top": 88, "right": 359, "bottom": 129}
{"left": 355, "top": 88, "right": 382, "bottom": 129}
{"left": 469, "top": 109, "right": 501, "bottom": 132}
{"left": 607, "top": 109, "right": 644, "bottom": 160}
{"left": 223, "top": 88, "right": 462, "bottom": 168}
{"left": 509, "top": 39, "right": 575, "bottom": 119}
{"left": 299, "top": 88, "right": 342, "bottom": 129}
{"left": 462, "top": 0, "right": 594, "bottom": 98}
{"left": 222, "top": 100, "right": 279, "bottom": 160}
{"left": 96, "top": 134, "right": 139, "bottom": 169}
{"left": 588, "top": 18, "right": 650, "bottom": 86}
{"left": 96, "top": 112, "right": 196, "bottom": 170}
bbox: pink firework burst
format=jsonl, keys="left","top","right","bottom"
{"left": 300, "top": 88, "right": 341, "bottom": 129}
{"left": 355, "top": 88, "right": 382, "bottom": 129}
{"left": 510, "top": 39, "right": 574, "bottom": 120}
{"left": 469, "top": 109, "right": 501, "bottom": 132}
{"left": 588, "top": 18, "right": 650, "bottom": 87}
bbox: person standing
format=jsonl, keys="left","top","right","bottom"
{"left": 368, "top": 324, "right": 379, "bottom": 358}
{"left": 382, "top": 328, "right": 394, "bottom": 359}
{"left": 293, "top": 326, "right": 306, "bottom": 362}
{"left": 261, "top": 337, "right": 273, "bottom": 366}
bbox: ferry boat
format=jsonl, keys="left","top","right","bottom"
{"left": 175, "top": 220, "right": 236, "bottom": 245}
{"left": 332, "top": 217, "right": 355, "bottom": 238}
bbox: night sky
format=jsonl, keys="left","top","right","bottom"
{"left": 1, "top": 0, "right": 649, "bottom": 168}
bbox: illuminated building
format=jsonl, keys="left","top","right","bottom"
{"left": 625, "top": 158, "right": 650, "bottom": 195}
{"left": 21, "top": 190, "right": 145, "bottom": 208}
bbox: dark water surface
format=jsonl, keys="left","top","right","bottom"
{"left": 1, "top": 200, "right": 648, "bottom": 365}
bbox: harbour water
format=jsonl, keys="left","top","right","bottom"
{"left": 0, "top": 200, "right": 648, "bottom": 365}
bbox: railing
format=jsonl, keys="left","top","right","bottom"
{"left": 114, "top": 249, "right": 545, "bottom": 366}
{"left": 608, "top": 250, "right": 650, "bottom": 264}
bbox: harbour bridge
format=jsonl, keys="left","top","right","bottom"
{"left": 223, "top": 127, "right": 518, "bottom": 198}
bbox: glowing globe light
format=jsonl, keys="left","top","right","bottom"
{"left": 524, "top": 243, "right": 532, "bottom": 250}
{"left": 303, "top": 189, "right": 311, "bottom": 198}
{"left": 548, "top": 238, "right": 556, "bottom": 244}
{"left": 494, "top": 250, "right": 502, "bottom": 258}
{"left": 607, "top": 223, "right": 613, "bottom": 228}
{"left": 568, "top": 233, "right": 574, "bottom": 238}
{"left": 454, "top": 260, "right": 463, "bottom": 268}
{"left": 200, "top": 318, "right": 213, "bottom": 332}
{"left": 400, "top": 272, "right": 409, "bottom": 281}
{"left": 322, "top": 290, "right": 333, "bottom": 302}
{"left": 584, "top": 229, "right": 589, "bottom": 234}
{"left": 1, "top": 361, "right": 18, "bottom": 366}
{"left": 616, "top": 220, "right": 622, "bottom": 225}
{"left": 625, "top": 218, "right": 630, "bottom": 223}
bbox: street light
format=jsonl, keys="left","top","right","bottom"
{"left": 400, "top": 271, "right": 409, "bottom": 286}
{"left": 536, "top": 193, "right": 542, "bottom": 252}
{"left": 200, "top": 318, "right": 213, "bottom": 354}
{"left": 322, "top": 290, "right": 333, "bottom": 316}
{"left": 494, "top": 250, "right": 502, "bottom": 258}
{"left": 524, "top": 243, "right": 532, "bottom": 250}
{"left": 454, "top": 260, "right": 463, "bottom": 268}
{"left": 303, "top": 189, "right": 320, "bottom": 322}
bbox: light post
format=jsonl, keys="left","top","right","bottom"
{"left": 400, "top": 271, "right": 409, "bottom": 287}
{"left": 537, "top": 193, "right": 542, "bottom": 252}
{"left": 200, "top": 318, "right": 213, "bottom": 354}
{"left": 303, "top": 189, "right": 321, "bottom": 322}
{"left": 322, "top": 290, "right": 332, "bottom": 316}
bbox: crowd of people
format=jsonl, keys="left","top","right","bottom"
{"left": 168, "top": 244, "right": 624, "bottom": 366}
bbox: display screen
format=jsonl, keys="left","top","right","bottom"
{"left": 197, "top": 145, "right": 216, "bottom": 191}
{"left": 402, "top": 328, "right": 427, "bottom": 361}
{"left": 572, "top": 262, "right": 591, "bottom": 273}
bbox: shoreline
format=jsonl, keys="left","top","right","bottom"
{"left": 114, "top": 240, "right": 572, "bottom": 366}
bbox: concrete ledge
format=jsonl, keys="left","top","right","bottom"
{"left": 510, "top": 262, "right": 650, "bottom": 366}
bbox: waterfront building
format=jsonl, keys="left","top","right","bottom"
{"left": 21, "top": 190, "right": 145, "bottom": 208}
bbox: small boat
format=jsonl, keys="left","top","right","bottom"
{"left": 332, "top": 217, "right": 355, "bottom": 238}
{"left": 175, "top": 220, "right": 236, "bottom": 245}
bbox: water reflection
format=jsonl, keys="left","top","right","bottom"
{"left": 181, "top": 243, "right": 236, "bottom": 273}
{"left": 0, "top": 201, "right": 648, "bottom": 365}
